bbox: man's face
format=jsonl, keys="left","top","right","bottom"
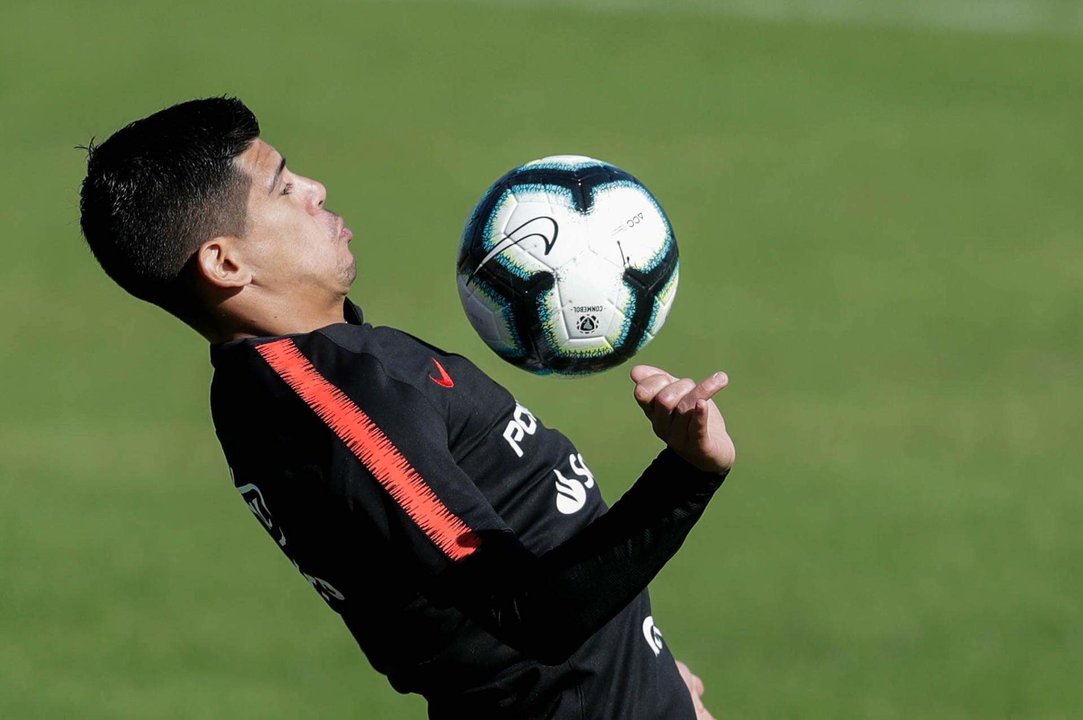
{"left": 232, "top": 138, "right": 356, "bottom": 301}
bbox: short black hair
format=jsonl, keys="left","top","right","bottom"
{"left": 79, "top": 97, "right": 260, "bottom": 317}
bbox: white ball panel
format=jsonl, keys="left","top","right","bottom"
{"left": 457, "top": 276, "right": 518, "bottom": 353}
{"left": 586, "top": 184, "right": 671, "bottom": 269}
{"left": 553, "top": 253, "right": 620, "bottom": 338}
{"left": 498, "top": 197, "right": 581, "bottom": 273}
{"left": 543, "top": 296, "right": 616, "bottom": 357}
{"left": 559, "top": 302, "right": 615, "bottom": 340}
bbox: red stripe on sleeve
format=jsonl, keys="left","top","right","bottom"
{"left": 256, "top": 338, "right": 480, "bottom": 562}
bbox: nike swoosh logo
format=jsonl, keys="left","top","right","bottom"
{"left": 429, "top": 358, "right": 454, "bottom": 388}
{"left": 468, "top": 216, "right": 559, "bottom": 285}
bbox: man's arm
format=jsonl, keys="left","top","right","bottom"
{"left": 435, "top": 447, "right": 724, "bottom": 663}
{"left": 433, "top": 366, "right": 735, "bottom": 664}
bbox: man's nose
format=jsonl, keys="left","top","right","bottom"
{"left": 304, "top": 177, "right": 327, "bottom": 212}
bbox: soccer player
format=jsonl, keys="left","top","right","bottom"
{"left": 79, "top": 97, "right": 734, "bottom": 720}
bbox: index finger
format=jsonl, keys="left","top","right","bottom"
{"left": 686, "top": 371, "right": 729, "bottom": 405}
{"left": 630, "top": 364, "right": 676, "bottom": 384}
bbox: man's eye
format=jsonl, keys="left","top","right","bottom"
{"left": 280, "top": 183, "right": 294, "bottom": 196}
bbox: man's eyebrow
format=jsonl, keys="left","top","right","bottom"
{"left": 268, "top": 156, "right": 287, "bottom": 195}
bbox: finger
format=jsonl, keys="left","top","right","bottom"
{"left": 682, "top": 372, "right": 729, "bottom": 409}
{"left": 633, "top": 372, "right": 676, "bottom": 407}
{"left": 675, "top": 661, "right": 698, "bottom": 698}
{"left": 630, "top": 364, "right": 676, "bottom": 385}
{"left": 690, "top": 671, "right": 705, "bottom": 697}
{"left": 652, "top": 380, "right": 696, "bottom": 436}
{"left": 663, "top": 396, "right": 696, "bottom": 446}
{"left": 675, "top": 660, "right": 704, "bottom": 696}
{"left": 691, "top": 399, "right": 711, "bottom": 446}
{"left": 653, "top": 378, "right": 696, "bottom": 413}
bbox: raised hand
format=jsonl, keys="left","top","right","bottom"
{"left": 630, "top": 364, "right": 735, "bottom": 475}
{"left": 676, "top": 660, "right": 716, "bottom": 720}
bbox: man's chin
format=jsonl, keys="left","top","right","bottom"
{"left": 341, "top": 264, "right": 357, "bottom": 291}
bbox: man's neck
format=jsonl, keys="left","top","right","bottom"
{"left": 204, "top": 296, "right": 347, "bottom": 344}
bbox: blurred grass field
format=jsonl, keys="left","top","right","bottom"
{"left": 1, "top": 0, "right": 1081, "bottom": 717}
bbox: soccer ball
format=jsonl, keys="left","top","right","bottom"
{"left": 456, "top": 155, "right": 679, "bottom": 376}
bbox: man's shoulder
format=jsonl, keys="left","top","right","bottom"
{"left": 212, "top": 320, "right": 501, "bottom": 401}
{"left": 316, "top": 322, "right": 445, "bottom": 363}
{"left": 313, "top": 322, "right": 472, "bottom": 390}
{"left": 311, "top": 324, "right": 516, "bottom": 427}
{"left": 211, "top": 320, "right": 414, "bottom": 372}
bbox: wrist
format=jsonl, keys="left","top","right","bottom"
{"left": 663, "top": 446, "right": 731, "bottom": 477}
{"left": 657, "top": 448, "right": 729, "bottom": 488}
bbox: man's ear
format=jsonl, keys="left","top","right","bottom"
{"left": 196, "top": 236, "right": 252, "bottom": 289}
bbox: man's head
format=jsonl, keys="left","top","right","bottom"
{"left": 80, "top": 97, "right": 355, "bottom": 341}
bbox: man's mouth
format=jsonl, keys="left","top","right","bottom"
{"left": 337, "top": 219, "right": 353, "bottom": 242}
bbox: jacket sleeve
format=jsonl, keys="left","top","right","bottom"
{"left": 431, "top": 448, "right": 724, "bottom": 664}
{"left": 256, "top": 334, "right": 726, "bottom": 665}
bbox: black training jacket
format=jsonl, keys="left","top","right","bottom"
{"left": 209, "top": 299, "right": 724, "bottom": 719}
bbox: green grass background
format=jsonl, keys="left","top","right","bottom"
{"left": 1, "top": 0, "right": 1080, "bottom": 717}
